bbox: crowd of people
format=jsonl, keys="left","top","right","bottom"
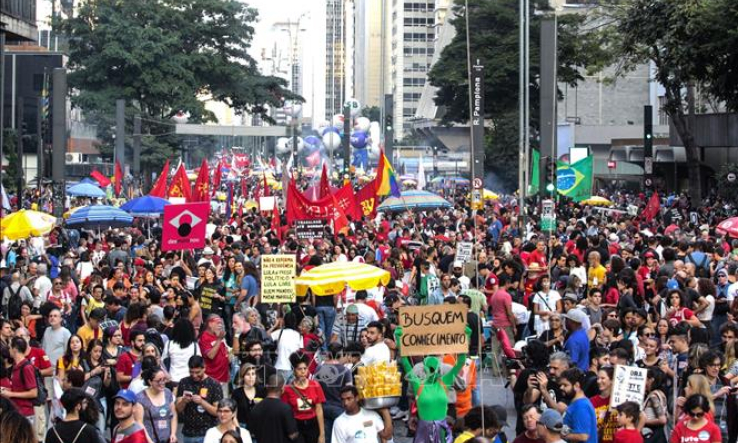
{"left": 1, "top": 181, "right": 738, "bottom": 443}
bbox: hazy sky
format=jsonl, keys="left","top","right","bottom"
{"left": 245, "top": 0, "right": 315, "bottom": 60}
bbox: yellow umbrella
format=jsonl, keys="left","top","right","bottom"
{"left": 466, "top": 189, "right": 499, "bottom": 201}
{"left": 581, "top": 196, "right": 613, "bottom": 206}
{"left": 0, "top": 209, "right": 57, "bottom": 240}
{"left": 295, "top": 262, "right": 391, "bottom": 296}
{"left": 244, "top": 200, "right": 259, "bottom": 210}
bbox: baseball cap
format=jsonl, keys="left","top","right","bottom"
{"left": 717, "top": 269, "right": 728, "bottom": 278}
{"left": 453, "top": 261, "right": 463, "bottom": 269}
{"left": 346, "top": 304, "right": 359, "bottom": 315}
{"left": 114, "top": 389, "right": 137, "bottom": 404}
{"left": 203, "top": 247, "right": 215, "bottom": 255}
{"left": 538, "top": 409, "right": 565, "bottom": 432}
{"left": 563, "top": 309, "right": 588, "bottom": 324}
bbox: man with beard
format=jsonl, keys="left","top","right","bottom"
{"left": 176, "top": 355, "right": 223, "bottom": 443}
{"left": 241, "top": 340, "right": 276, "bottom": 391}
{"left": 111, "top": 389, "right": 148, "bottom": 443}
{"left": 116, "top": 329, "right": 145, "bottom": 389}
{"left": 452, "top": 261, "right": 470, "bottom": 291}
{"left": 559, "top": 368, "right": 597, "bottom": 443}
{"left": 360, "top": 321, "right": 391, "bottom": 366}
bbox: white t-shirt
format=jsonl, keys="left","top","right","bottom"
{"left": 270, "top": 328, "right": 303, "bottom": 371}
{"left": 331, "top": 408, "right": 384, "bottom": 443}
{"left": 162, "top": 341, "right": 200, "bottom": 382}
{"left": 203, "top": 426, "right": 252, "bottom": 443}
{"left": 697, "top": 294, "right": 715, "bottom": 322}
{"left": 727, "top": 282, "right": 738, "bottom": 303}
{"left": 361, "top": 342, "right": 391, "bottom": 366}
{"left": 355, "top": 303, "right": 379, "bottom": 324}
{"left": 532, "top": 290, "right": 561, "bottom": 335}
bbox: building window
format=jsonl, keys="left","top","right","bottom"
{"left": 658, "top": 96, "right": 669, "bottom": 126}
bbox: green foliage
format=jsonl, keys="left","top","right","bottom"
{"left": 361, "top": 106, "right": 381, "bottom": 123}
{"left": 60, "top": 0, "right": 301, "bottom": 174}
{"left": 428, "top": 0, "right": 608, "bottom": 192}
{"left": 715, "top": 164, "right": 738, "bottom": 203}
{"left": 1, "top": 129, "right": 21, "bottom": 193}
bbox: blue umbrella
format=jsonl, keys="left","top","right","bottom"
{"left": 120, "top": 196, "right": 171, "bottom": 217}
{"left": 66, "top": 205, "right": 133, "bottom": 229}
{"left": 377, "top": 190, "right": 452, "bottom": 212}
{"left": 67, "top": 182, "right": 106, "bottom": 198}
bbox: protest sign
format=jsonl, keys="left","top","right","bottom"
{"left": 398, "top": 304, "right": 468, "bottom": 356}
{"left": 295, "top": 219, "right": 326, "bottom": 240}
{"left": 456, "top": 242, "right": 473, "bottom": 263}
{"left": 162, "top": 202, "right": 209, "bottom": 251}
{"left": 259, "top": 196, "right": 276, "bottom": 212}
{"left": 261, "top": 255, "right": 297, "bottom": 303}
{"left": 610, "top": 365, "right": 647, "bottom": 408}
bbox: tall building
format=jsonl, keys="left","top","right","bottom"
{"left": 325, "top": 0, "right": 347, "bottom": 121}
{"left": 385, "top": 0, "right": 436, "bottom": 136}
{"left": 353, "top": 0, "right": 384, "bottom": 109}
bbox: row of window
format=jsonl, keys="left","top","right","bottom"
{"left": 404, "top": 93, "right": 422, "bottom": 101}
{"left": 403, "top": 2, "right": 431, "bottom": 12}
{"left": 403, "top": 47, "right": 434, "bottom": 56}
{"left": 403, "top": 78, "right": 426, "bottom": 86}
{"left": 403, "top": 32, "right": 433, "bottom": 42}
{"left": 404, "top": 17, "right": 434, "bottom": 26}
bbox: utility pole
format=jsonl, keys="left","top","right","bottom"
{"left": 16, "top": 97, "right": 24, "bottom": 209}
{"left": 51, "top": 68, "right": 67, "bottom": 218}
{"left": 133, "top": 114, "right": 141, "bottom": 190}
{"left": 539, "top": 15, "right": 558, "bottom": 198}
{"left": 37, "top": 97, "right": 44, "bottom": 191}
{"left": 115, "top": 99, "right": 125, "bottom": 167}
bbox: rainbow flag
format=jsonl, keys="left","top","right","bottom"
{"left": 376, "top": 149, "right": 401, "bottom": 197}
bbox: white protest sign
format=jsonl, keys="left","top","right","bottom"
{"left": 456, "top": 242, "right": 473, "bottom": 263}
{"left": 610, "top": 365, "right": 647, "bottom": 408}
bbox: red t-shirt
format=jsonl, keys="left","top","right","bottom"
{"left": 670, "top": 420, "right": 722, "bottom": 443}
{"left": 11, "top": 358, "right": 37, "bottom": 417}
{"left": 669, "top": 307, "right": 695, "bottom": 327}
{"left": 489, "top": 288, "right": 513, "bottom": 328}
{"left": 199, "top": 331, "right": 230, "bottom": 383}
{"left": 590, "top": 395, "right": 618, "bottom": 443}
{"left": 280, "top": 380, "right": 326, "bottom": 421}
{"left": 614, "top": 428, "right": 643, "bottom": 443}
{"left": 115, "top": 351, "right": 138, "bottom": 389}
{"left": 27, "top": 347, "right": 52, "bottom": 372}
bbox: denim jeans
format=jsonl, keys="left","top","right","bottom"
{"left": 182, "top": 436, "right": 204, "bottom": 443}
{"left": 316, "top": 306, "right": 337, "bottom": 349}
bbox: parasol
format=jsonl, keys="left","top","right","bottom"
{"left": 295, "top": 262, "right": 391, "bottom": 296}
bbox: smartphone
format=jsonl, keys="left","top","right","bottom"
{"left": 183, "top": 390, "right": 193, "bottom": 398}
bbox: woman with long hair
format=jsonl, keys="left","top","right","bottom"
{"left": 677, "top": 374, "right": 716, "bottom": 422}
{"left": 667, "top": 289, "right": 702, "bottom": 328}
{"left": 161, "top": 318, "right": 199, "bottom": 385}
{"left": 102, "top": 326, "right": 123, "bottom": 367}
{"left": 57, "top": 334, "right": 86, "bottom": 383}
{"left": 589, "top": 366, "right": 619, "bottom": 443}
{"left": 642, "top": 367, "right": 668, "bottom": 443}
{"left": 637, "top": 336, "right": 664, "bottom": 369}
{"left": 237, "top": 262, "right": 260, "bottom": 311}
{"left": 175, "top": 290, "right": 202, "bottom": 334}
{"left": 698, "top": 350, "right": 731, "bottom": 441}
{"left": 537, "top": 313, "right": 565, "bottom": 353}
{"left": 231, "top": 363, "right": 266, "bottom": 429}
{"left": 85, "top": 339, "right": 111, "bottom": 432}
{"left": 120, "top": 303, "right": 147, "bottom": 347}
{"left": 133, "top": 367, "right": 177, "bottom": 443}
{"left": 197, "top": 266, "right": 226, "bottom": 320}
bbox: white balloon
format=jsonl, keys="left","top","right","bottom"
{"left": 354, "top": 116, "right": 371, "bottom": 132}
{"left": 276, "top": 137, "right": 291, "bottom": 154}
{"left": 344, "top": 98, "right": 361, "bottom": 117}
{"left": 283, "top": 102, "right": 302, "bottom": 117}
{"left": 322, "top": 132, "right": 342, "bottom": 150}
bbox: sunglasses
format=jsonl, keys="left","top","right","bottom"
{"left": 687, "top": 411, "right": 705, "bottom": 418}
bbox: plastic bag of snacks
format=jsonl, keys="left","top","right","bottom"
{"left": 355, "top": 361, "right": 402, "bottom": 398}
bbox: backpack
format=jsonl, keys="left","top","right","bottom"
{"left": 688, "top": 253, "right": 710, "bottom": 278}
{"left": 19, "top": 360, "right": 48, "bottom": 406}
{"left": 6, "top": 285, "right": 23, "bottom": 320}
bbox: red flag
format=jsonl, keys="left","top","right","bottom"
{"left": 263, "top": 172, "right": 271, "bottom": 197}
{"left": 167, "top": 163, "right": 192, "bottom": 201}
{"left": 319, "top": 163, "right": 331, "bottom": 198}
{"left": 271, "top": 201, "right": 281, "bottom": 241}
{"left": 212, "top": 159, "right": 222, "bottom": 195}
{"left": 192, "top": 159, "right": 210, "bottom": 202}
{"left": 286, "top": 179, "right": 356, "bottom": 224}
{"left": 355, "top": 178, "right": 378, "bottom": 219}
{"left": 149, "top": 160, "right": 170, "bottom": 197}
{"left": 90, "top": 170, "right": 111, "bottom": 187}
{"left": 642, "top": 191, "right": 661, "bottom": 222}
{"left": 330, "top": 193, "right": 349, "bottom": 237}
{"left": 114, "top": 161, "right": 123, "bottom": 196}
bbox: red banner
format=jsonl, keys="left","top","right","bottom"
{"left": 319, "top": 163, "right": 331, "bottom": 199}
{"left": 642, "top": 191, "right": 660, "bottom": 222}
{"left": 114, "top": 161, "right": 123, "bottom": 196}
{"left": 232, "top": 154, "right": 249, "bottom": 170}
{"left": 287, "top": 180, "right": 357, "bottom": 224}
{"left": 167, "top": 164, "right": 192, "bottom": 201}
{"left": 192, "top": 159, "right": 209, "bottom": 202}
{"left": 90, "top": 170, "right": 111, "bottom": 187}
{"left": 149, "top": 160, "right": 170, "bottom": 198}
{"left": 355, "top": 179, "right": 378, "bottom": 218}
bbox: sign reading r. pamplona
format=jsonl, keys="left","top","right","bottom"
{"left": 397, "top": 304, "right": 469, "bottom": 357}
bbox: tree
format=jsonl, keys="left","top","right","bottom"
{"left": 60, "top": 0, "right": 300, "bottom": 175}
{"left": 360, "top": 106, "right": 381, "bottom": 123}
{"left": 428, "top": 0, "right": 609, "bottom": 192}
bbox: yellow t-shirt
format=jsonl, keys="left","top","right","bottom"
{"left": 77, "top": 324, "right": 103, "bottom": 348}
{"left": 454, "top": 431, "right": 476, "bottom": 443}
{"left": 588, "top": 264, "right": 607, "bottom": 288}
{"left": 85, "top": 297, "right": 105, "bottom": 315}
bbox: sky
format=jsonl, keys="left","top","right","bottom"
{"left": 244, "top": 0, "right": 315, "bottom": 62}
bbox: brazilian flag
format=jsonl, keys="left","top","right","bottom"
{"left": 556, "top": 155, "right": 593, "bottom": 202}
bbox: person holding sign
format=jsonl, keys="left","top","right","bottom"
{"left": 394, "top": 324, "right": 471, "bottom": 443}
{"left": 589, "top": 366, "right": 619, "bottom": 443}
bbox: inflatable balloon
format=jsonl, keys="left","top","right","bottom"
{"left": 344, "top": 98, "right": 361, "bottom": 117}
{"left": 322, "top": 132, "right": 341, "bottom": 151}
{"left": 283, "top": 102, "right": 302, "bottom": 117}
{"left": 275, "top": 137, "right": 291, "bottom": 155}
{"left": 332, "top": 114, "right": 345, "bottom": 128}
{"left": 350, "top": 131, "right": 368, "bottom": 149}
{"left": 354, "top": 116, "right": 371, "bottom": 132}
{"left": 322, "top": 126, "right": 340, "bottom": 137}
{"left": 304, "top": 135, "right": 321, "bottom": 147}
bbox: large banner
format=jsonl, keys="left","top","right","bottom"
{"left": 286, "top": 180, "right": 358, "bottom": 223}
{"left": 397, "top": 305, "right": 468, "bottom": 357}
{"left": 355, "top": 180, "right": 378, "bottom": 218}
